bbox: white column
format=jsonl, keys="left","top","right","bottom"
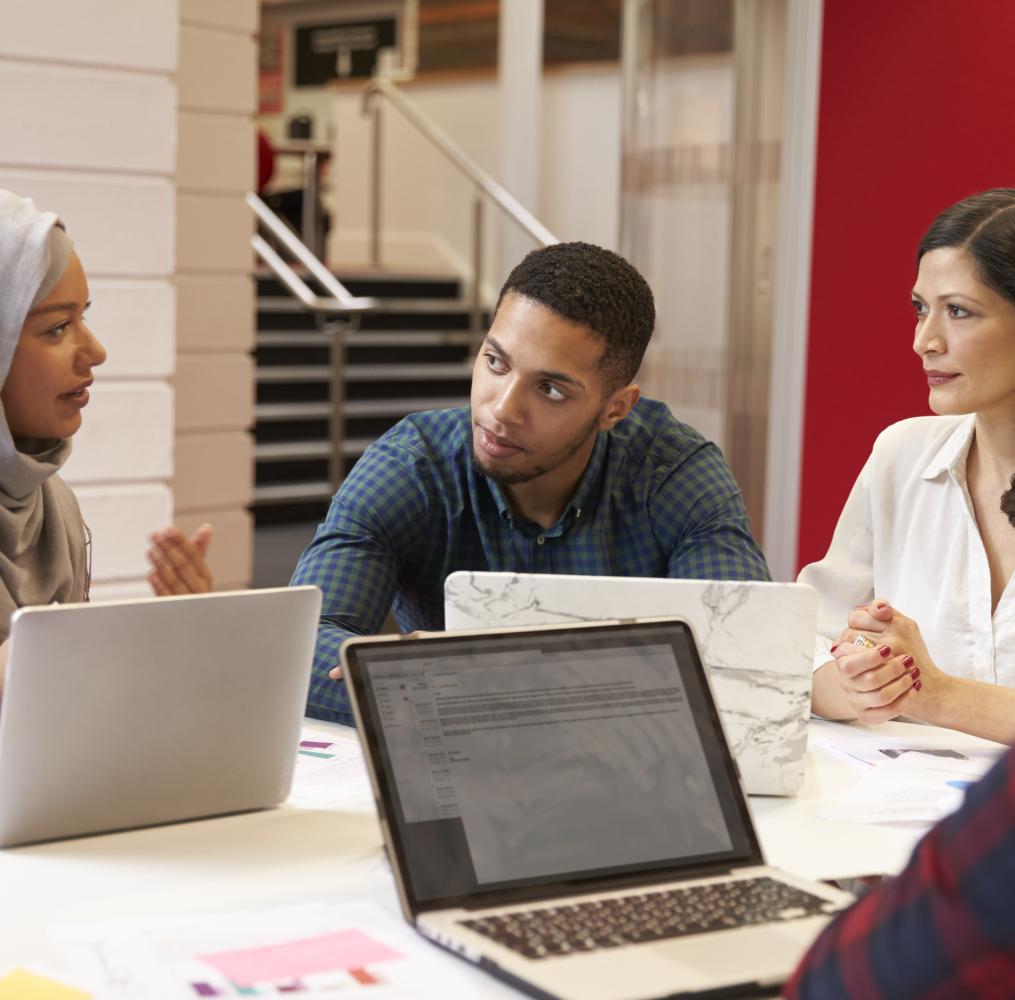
{"left": 763, "top": 0, "right": 824, "bottom": 581}
{"left": 498, "top": 0, "right": 544, "bottom": 279}
{"left": 0, "top": 0, "right": 179, "bottom": 600}
{"left": 174, "top": 0, "right": 258, "bottom": 591}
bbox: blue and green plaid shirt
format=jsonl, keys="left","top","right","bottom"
{"left": 292, "top": 399, "right": 770, "bottom": 723}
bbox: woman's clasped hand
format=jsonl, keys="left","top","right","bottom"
{"left": 829, "top": 600, "right": 941, "bottom": 724}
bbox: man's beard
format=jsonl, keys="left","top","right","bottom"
{"left": 471, "top": 411, "right": 603, "bottom": 487}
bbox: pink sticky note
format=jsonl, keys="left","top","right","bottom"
{"left": 198, "top": 930, "right": 401, "bottom": 988}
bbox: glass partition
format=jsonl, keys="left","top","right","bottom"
{"left": 620, "top": 0, "right": 787, "bottom": 545}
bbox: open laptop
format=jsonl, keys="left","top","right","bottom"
{"left": 0, "top": 586, "right": 321, "bottom": 848}
{"left": 445, "top": 572, "right": 817, "bottom": 797}
{"left": 342, "top": 619, "right": 851, "bottom": 1000}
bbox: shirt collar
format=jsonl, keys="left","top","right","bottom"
{"left": 567, "top": 429, "right": 608, "bottom": 519}
{"left": 485, "top": 428, "right": 610, "bottom": 527}
{"left": 920, "top": 414, "right": 976, "bottom": 481}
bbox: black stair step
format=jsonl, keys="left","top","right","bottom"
{"left": 256, "top": 361, "right": 472, "bottom": 383}
{"left": 257, "top": 383, "right": 329, "bottom": 404}
{"left": 257, "top": 343, "right": 470, "bottom": 367}
{"left": 255, "top": 417, "right": 328, "bottom": 443}
{"left": 255, "top": 345, "right": 330, "bottom": 367}
{"left": 257, "top": 458, "right": 329, "bottom": 485}
{"left": 254, "top": 499, "right": 331, "bottom": 526}
{"left": 256, "top": 272, "right": 461, "bottom": 300}
{"left": 256, "top": 330, "right": 473, "bottom": 348}
{"left": 258, "top": 309, "right": 321, "bottom": 332}
{"left": 344, "top": 379, "right": 470, "bottom": 402}
{"left": 254, "top": 397, "right": 468, "bottom": 423}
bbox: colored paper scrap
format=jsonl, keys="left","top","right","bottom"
{"left": 0, "top": 968, "right": 90, "bottom": 999}
{"left": 198, "top": 929, "right": 401, "bottom": 988}
{"left": 299, "top": 741, "right": 333, "bottom": 749}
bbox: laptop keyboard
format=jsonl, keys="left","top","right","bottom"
{"left": 459, "top": 877, "right": 832, "bottom": 960}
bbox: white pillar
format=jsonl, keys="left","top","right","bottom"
{"left": 0, "top": 0, "right": 179, "bottom": 599}
{"left": 498, "top": 0, "right": 544, "bottom": 280}
{"left": 762, "top": 0, "right": 824, "bottom": 581}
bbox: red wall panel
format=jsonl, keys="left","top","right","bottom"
{"left": 797, "top": 0, "right": 1015, "bottom": 568}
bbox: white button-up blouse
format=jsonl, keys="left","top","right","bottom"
{"left": 798, "top": 414, "right": 1015, "bottom": 687}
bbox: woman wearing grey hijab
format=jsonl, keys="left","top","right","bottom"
{"left": 0, "top": 190, "right": 213, "bottom": 691}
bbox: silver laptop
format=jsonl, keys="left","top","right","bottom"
{"left": 0, "top": 586, "right": 321, "bottom": 848}
{"left": 445, "top": 573, "right": 816, "bottom": 797}
{"left": 341, "top": 619, "right": 850, "bottom": 1000}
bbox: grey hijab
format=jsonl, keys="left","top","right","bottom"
{"left": 0, "top": 190, "right": 88, "bottom": 639}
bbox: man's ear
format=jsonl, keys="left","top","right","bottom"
{"left": 598, "top": 384, "right": 641, "bottom": 430}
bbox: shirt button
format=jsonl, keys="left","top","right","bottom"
{"left": 537, "top": 535, "right": 545, "bottom": 545}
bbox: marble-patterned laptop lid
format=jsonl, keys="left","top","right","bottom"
{"left": 443, "top": 572, "right": 817, "bottom": 797}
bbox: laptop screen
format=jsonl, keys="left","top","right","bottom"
{"left": 345, "top": 620, "right": 763, "bottom": 912}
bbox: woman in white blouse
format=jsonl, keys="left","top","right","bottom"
{"left": 801, "top": 188, "right": 1015, "bottom": 743}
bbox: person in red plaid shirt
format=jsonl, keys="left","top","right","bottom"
{"left": 785, "top": 741, "right": 1015, "bottom": 999}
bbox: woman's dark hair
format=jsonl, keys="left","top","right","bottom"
{"left": 1003, "top": 474, "right": 1015, "bottom": 529}
{"left": 917, "top": 188, "right": 1015, "bottom": 307}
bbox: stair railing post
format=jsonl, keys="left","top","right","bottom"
{"left": 328, "top": 320, "right": 346, "bottom": 494}
{"left": 370, "top": 96, "right": 383, "bottom": 269}
{"left": 301, "top": 148, "right": 320, "bottom": 258}
{"left": 470, "top": 188, "right": 484, "bottom": 353}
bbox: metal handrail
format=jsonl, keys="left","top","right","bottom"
{"left": 364, "top": 77, "right": 559, "bottom": 247}
{"left": 247, "top": 192, "right": 377, "bottom": 314}
{"left": 247, "top": 191, "right": 378, "bottom": 493}
{"left": 363, "top": 76, "right": 559, "bottom": 339}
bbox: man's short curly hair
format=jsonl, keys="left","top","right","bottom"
{"left": 496, "top": 242, "right": 655, "bottom": 393}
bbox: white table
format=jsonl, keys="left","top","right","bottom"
{"left": 751, "top": 717, "right": 1004, "bottom": 881}
{"left": 0, "top": 717, "right": 1003, "bottom": 994}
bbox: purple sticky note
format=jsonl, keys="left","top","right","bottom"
{"left": 198, "top": 930, "right": 401, "bottom": 988}
{"left": 299, "top": 740, "right": 333, "bottom": 750}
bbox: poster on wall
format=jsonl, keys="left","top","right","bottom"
{"left": 259, "top": 23, "right": 284, "bottom": 114}
{"left": 294, "top": 19, "right": 398, "bottom": 85}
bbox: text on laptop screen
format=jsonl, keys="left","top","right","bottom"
{"left": 350, "top": 622, "right": 759, "bottom": 907}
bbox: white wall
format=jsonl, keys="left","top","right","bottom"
{"left": 540, "top": 66, "right": 621, "bottom": 252}
{"left": 258, "top": 34, "right": 622, "bottom": 287}
{"left": 0, "top": 0, "right": 179, "bottom": 599}
{"left": 325, "top": 66, "right": 622, "bottom": 287}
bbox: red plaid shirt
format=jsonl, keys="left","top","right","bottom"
{"left": 785, "top": 746, "right": 1015, "bottom": 999}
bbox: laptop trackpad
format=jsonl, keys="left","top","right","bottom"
{"left": 654, "top": 926, "right": 803, "bottom": 980}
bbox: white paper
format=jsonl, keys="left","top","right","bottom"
{"left": 289, "top": 729, "right": 374, "bottom": 809}
{"left": 54, "top": 901, "right": 482, "bottom": 999}
{"left": 817, "top": 726, "right": 1005, "bottom": 772}
{"left": 818, "top": 757, "right": 977, "bottom": 825}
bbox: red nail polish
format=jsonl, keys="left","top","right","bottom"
{"left": 902, "top": 655, "right": 914, "bottom": 668}
{"left": 830, "top": 643, "right": 839, "bottom": 653}
{"left": 911, "top": 668, "right": 920, "bottom": 680}
{"left": 879, "top": 645, "right": 891, "bottom": 658}
{"left": 914, "top": 680, "right": 923, "bottom": 691}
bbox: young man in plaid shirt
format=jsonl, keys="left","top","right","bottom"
{"left": 293, "top": 242, "right": 769, "bottom": 724}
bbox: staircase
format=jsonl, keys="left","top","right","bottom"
{"left": 253, "top": 271, "right": 483, "bottom": 527}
